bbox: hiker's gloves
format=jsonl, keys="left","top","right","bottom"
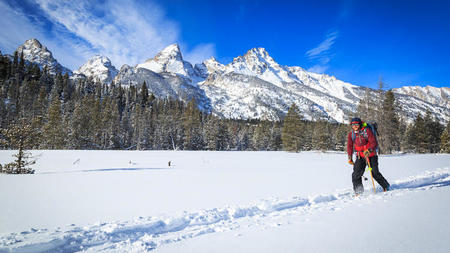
{"left": 348, "top": 155, "right": 354, "bottom": 165}
{"left": 363, "top": 149, "right": 371, "bottom": 157}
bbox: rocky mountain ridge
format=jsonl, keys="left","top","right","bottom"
{"left": 10, "top": 39, "right": 449, "bottom": 123}
{"left": 16, "top": 39, "right": 72, "bottom": 75}
{"left": 73, "top": 55, "right": 118, "bottom": 84}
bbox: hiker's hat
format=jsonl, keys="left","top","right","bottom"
{"left": 350, "top": 117, "right": 362, "bottom": 125}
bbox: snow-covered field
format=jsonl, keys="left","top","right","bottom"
{"left": 0, "top": 150, "right": 449, "bottom": 252}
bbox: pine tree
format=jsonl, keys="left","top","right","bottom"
{"left": 405, "top": 114, "right": 427, "bottom": 153}
{"left": 356, "top": 87, "right": 377, "bottom": 120}
{"left": 0, "top": 97, "right": 7, "bottom": 128}
{"left": 131, "top": 104, "right": 143, "bottom": 150}
{"left": 12, "top": 51, "right": 18, "bottom": 76}
{"left": 18, "top": 51, "right": 25, "bottom": 81}
{"left": 440, "top": 121, "right": 450, "bottom": 153}
{"left": 378, "top": 90, "right": 400, "bottom": 154}
{"left": 332, "top": 124, "right": 348, "bottom": 151}
{"left": 281, "top": 103, "right": 304, "bottom": 152}
{"left": 182, "top": 99, "right": 204, "bottom": 150}
{"left": 0, "top": 52, "right": 11, "bottom": 79}
{"left": 253, "top": 121, "right": 271, "bottom": 150}
{"left": 374, "top": 77, "right": 386, "bottom": 132}
{"left": 216, "top": 120, "right": 230, "bottom": 150}
{"left": 42, "top": 92, "right": 66, "bottom": 149}
{"left": 203, "top": 114, "right": 219, "bottom": 150}
{"left": 101, "top": 98, "right": 121, "bottom": 149}
{"left": 140, "top": 81, "right": 149, "bottom": 107}
{"left": 423, "top": 111, "right": 444, "bottom": 153}
{"left": 90, "top": 97, "right": 102, "bottom": 147}
{"left": 268, "top": 122, "right": 282, "bottom": 151}
{"left": 311, "top": 121, "right": 331, "bottom": 151}
{"left": 0, "top": 119, "right": 36, "bottom": 174}
{"left": 139, "top": 105, "right": 155, "bottom": 149}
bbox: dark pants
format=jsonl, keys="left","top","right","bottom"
{"left": 352, "top": 156, "right": 390, "bottom": 194}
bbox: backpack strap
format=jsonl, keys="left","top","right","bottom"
{"left": 362, "top": 128, "right": 368, "bottom": 139}
{"left": 351, "top": 130, "right": 356, "bottom": 154}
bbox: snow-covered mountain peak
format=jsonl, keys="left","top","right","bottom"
{"left": 74, "top": 55, "right": 118, "bottom": 84}
{"left": 225, "top": 47, "right": 296, "bottom": 86}
{"left": 154, "top": 43, "right": 183, "bottom": 61}
{"left": 204, "top": 57, "right": 226, "bottom": 72}
{"left": 136, "top": 43, "right": 194, "bottom": 78}
{"left": 393, "top": 85, "right": 449, "bottom": 108}
{"left": 88, "top": 55, "right": 111, "bottom": 65}
{"left": 231, "top": 47, "right": 277, "bottom": 71}
{"left": 16, "top": 38, "right": 71, "bottom": 75}
{"left": 245, "top": 47, "right": 274, "bottom": 63}
{"left": 17, "top": 38, "right": 53, "bottom": 64}
{"left": 19, "top": 39, "right": 46, "bottom": 52}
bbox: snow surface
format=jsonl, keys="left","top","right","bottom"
{"left": 0, "top": 151, "right": 449, "bottom": 252}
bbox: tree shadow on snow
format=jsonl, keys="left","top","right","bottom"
{"left": 39, "top": 167, "right": 170, "bottom": 174}
{"left": 82, "top": 167, "right": 169, "bottom": 173}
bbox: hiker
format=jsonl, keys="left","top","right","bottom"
{"left": 347, "top": 117, "right": 390, "bottom": 194}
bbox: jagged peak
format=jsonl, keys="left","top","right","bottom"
{"left": 22, "top": 38, "right": 43, "bottom": 48}
{"left": 246, "top": 47, "right": 270, "bottom": 57}
{"left": 154, "top": 43, "right": 183, "bottom": 61}
{"left": 83, "top": 55, "right": 113, "bottom": 66}
{"left": 231, "top": 47, "right": 276, "bottom": 66}
{"left": 204, "top": 57, "right": 221, "bottom": 66}
{"left": 17, "top": 38, "right": 49, "bottom": 53}
{"left": 120, "top": 64, "right": 132, "bottom": 71}
{"left": 14, "top": 38, "right": 73, "bottom": 75}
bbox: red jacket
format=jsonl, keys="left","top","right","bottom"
{"left": 347, "top": 126, "right": 377, "bottom": 158}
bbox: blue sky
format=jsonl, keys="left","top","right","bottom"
{"left": 0, "top": 0, "right": 449, "bottom": 89}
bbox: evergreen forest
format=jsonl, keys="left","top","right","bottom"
{"left": 1, "top": 51, "right": 448, "bottom": 154}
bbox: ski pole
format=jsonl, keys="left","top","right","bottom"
{"left": 365, "top": 156, "right": 376, "bottom": 194}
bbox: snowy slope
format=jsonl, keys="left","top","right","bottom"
{"left": 393, "top": 85, "right": 450, "bottom": 108}
{"left": 74, "top": 55, "right": 118, "bottom": 84}
{"left": 197, "top": 49, "right": 361, "bottom": 122}
{"left": 0, "top": 151, "right": 449, "bottom": 252}
{"left": 16, "top": 39, "right": 72, "bottom": 75}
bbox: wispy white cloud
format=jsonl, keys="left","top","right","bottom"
{"left": 0, "top": 0, "right": 89, "bottom": 69}
{"left": 0, "top": 1, "right": 45, "bottom": 52}
{"left": 34, "top": 0, "right": 181, "bottom": 69}
{"left": 306, "top": 30, "right": 338, "bottom": 60}
{"left": 305, "top": 30, "right": 339, "bottom": 74}
{"left": 0, "top": 0, "right": 215, "bottom": 70}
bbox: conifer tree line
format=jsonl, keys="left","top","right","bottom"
{"left": 0, "top": 51, "right": 448, "bottom": 153}
{"left": 355, "top": 80, "right": 448, "bottom": 154}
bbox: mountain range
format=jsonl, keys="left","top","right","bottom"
{"left": 9, "top": 39, "right": 449, "bottom": 123}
